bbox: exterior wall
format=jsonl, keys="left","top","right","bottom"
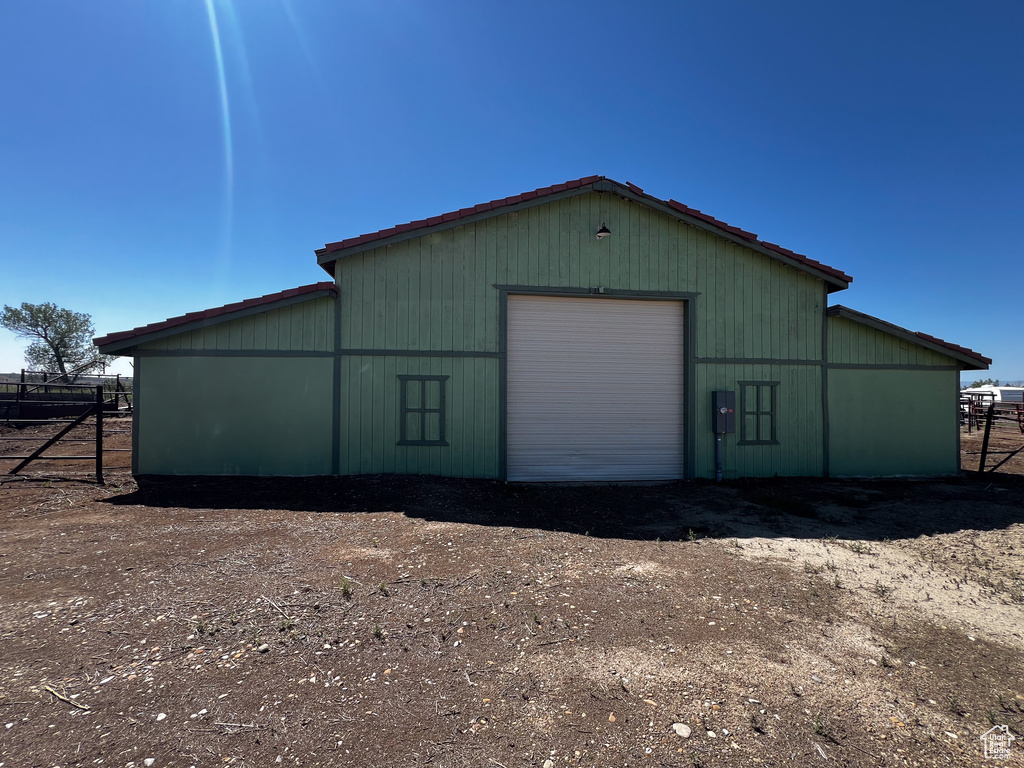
{"left": 337, "top": 193, "right": 823, "bottom": 359}
{"left": 828, "top": 369, "right": 959, "bottom": 476}
{"left": 695, "top": 363, "right": 824, "bottom": 478}
{"left": 827, "top": 316, "right": 956, "bottom": 366}
{"left": 139, "top": 297, "right": 334, "bottom": 352}
{"left": 335, "top": 192, "right": 826, "bottom": 479}
{"left": 338, "top": 355, "right": 499, "bottom": 477}
{"left": 136, "top": 355, "right": 333, "bottom": 475}
{"left": 826, "top": 316, "right": 960, "bottom": 476}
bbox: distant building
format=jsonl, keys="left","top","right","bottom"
{"left": 961, "top": 385, "right": 1024, "bottom": 403}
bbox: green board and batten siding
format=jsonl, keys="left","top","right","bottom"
{"left": 337, "top": 356, "right": 499, "bottom": 478}
{"left": 826, "top": 315, "right": 961, "bottom": 476}
{"left": 138, "top": 297, "right": 335, "bottom": 353}
{"left": 133, "top": 297, "right": 336, "bottom": 475}
{"left": 135, "top": 356, "right": 333, "bottom": 475}
{"left": 695, "top": 364, "right": 824, "bottom": 478}
{"left": 335, "top": 191, "right": 826, "bottom": 479}
{"left": 827, "top": 316, "right": 959, "bottom": 368}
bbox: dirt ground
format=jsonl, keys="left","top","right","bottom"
{"left": 1, "top": 420, "right": 1023, "bottom": 767}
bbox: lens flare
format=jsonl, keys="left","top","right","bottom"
{"left": 204, "top": 0, "right": 233, "bottom": 275}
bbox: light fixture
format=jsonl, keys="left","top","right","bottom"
{"left": 596, "top": 223, "right": 611, "bottom": 240}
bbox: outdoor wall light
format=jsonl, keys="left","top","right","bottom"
{"left": 596, "top": 224, "right": 611, "bottom": 240}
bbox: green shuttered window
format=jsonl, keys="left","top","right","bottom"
{"left": 738, "top": 381, "right": 779, "bottom": 445}
{"left": 398, "top": 375, "right": 449, "bottom": 446}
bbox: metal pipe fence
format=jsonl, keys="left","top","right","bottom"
{"left": 2, "top": 385, "right": 106, "bottom": 483}
{"left": 1, "top": 370, "right": 132, "bottom": 424}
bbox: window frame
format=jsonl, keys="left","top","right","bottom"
{"left": 397, "top": 375, "right": 449, "bottom": 446}
{"left": 737, "top": 380, "right": 779, "bottom": 446}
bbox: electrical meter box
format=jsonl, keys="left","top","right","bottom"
{"left": 712, "top": 390, "right": 735, "bottom": 434}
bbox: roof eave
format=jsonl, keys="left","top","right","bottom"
{"left": 607, "top": 184, "right": 852, "bottom": 292}
{"left": 826, "top": 305, "right": 991, "bottom": 370}
{"left": 315, "top": 179, "right": 608, "bottom": 268}
{"left": 95, "top": 286, "right": 337, "bottom": 355}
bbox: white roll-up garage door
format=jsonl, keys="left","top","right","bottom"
{"left": 506, "top": 295, "right": 685, "bottom": 481}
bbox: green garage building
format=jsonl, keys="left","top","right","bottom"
{"left": 96, "top": 176, "right": 990, "bottom": 480}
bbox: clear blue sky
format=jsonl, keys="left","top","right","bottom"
{"left": 1, "top": 1, "right": 1021, "bottom": 382}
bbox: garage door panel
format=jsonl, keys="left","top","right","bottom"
{"left": 507, "top": 295, "right": 684, "bottom": 481}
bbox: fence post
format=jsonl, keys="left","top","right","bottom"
{"left": 11, "top": 370, "right": 21, "bottom": 424}
{"left": 95, "top": 385, "right": 104, "bottom": 484}
{"left": 978, "top": 404, "right": 995, "bottom": 473}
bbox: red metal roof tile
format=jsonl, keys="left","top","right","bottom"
{"left": 760, "top": 241, "right": 852, "bottom": 284}
{"left": 94, "top": 282, "right": 337, "bottom": 349}
{"left": 914, "top": 332, "right": 992, "bottom": 365}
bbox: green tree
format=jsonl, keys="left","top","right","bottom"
{"left": 968, "top": 377, "right": 1000, "bottom": 388}
{"left": 0, "top": 302, "right": 110, "bottom": 378}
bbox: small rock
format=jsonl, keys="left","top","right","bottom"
{"left": 543, "top": 761, "right": 554, "bottom": 768}
{"left": 155, "top": 712, "right": 166, "bottom": 722}
{"left": 671, "top": 722, "right": 691, "bottom": 738}
{"left": 811, "top": 675, "right": 823, "bottom": 683}
{"left": 258, "top": 644, "right": 270, "bottom": 653}
{"left": 144, "top": 759, "right": 155, "bottom": 767}
{"left": 707, "top": 730, "right": 717, "bottom": 738}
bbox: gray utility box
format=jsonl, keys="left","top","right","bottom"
{"left": 712, "top": 390, "right": 735, "bottom": 434}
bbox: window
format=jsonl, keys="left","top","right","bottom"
{"left": 738, "top": 381, "right": 778, "bottom": 445}
{"left": 398, "top": 375, "right": 449, "bottom": 446}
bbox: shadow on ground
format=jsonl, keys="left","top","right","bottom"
{"left": 103, "top": 472, "right": 1024, "bottom": 542}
